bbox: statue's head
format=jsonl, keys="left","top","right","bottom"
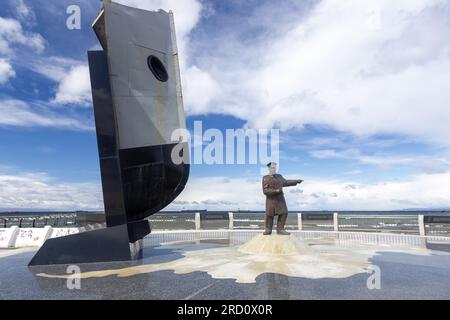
{"left": 267, "top": 162, "right": 277, "bottom": 175}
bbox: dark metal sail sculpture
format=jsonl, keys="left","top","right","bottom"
{"left": 29, "top": 2, "right": 189, "bottom": 266}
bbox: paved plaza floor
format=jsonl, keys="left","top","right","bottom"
{"left": 1, "top": 234, "right": 450, "bottom": 299}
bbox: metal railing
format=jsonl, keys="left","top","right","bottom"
{"left": 146, "top": 212, "right": 450, "bottom": 237}
{"left": 148, "top": 213, "right": 196, "bottom": 230}
{"left": 0, "top": 215, "right": 77, "bottom": 228}
{"left": 337, "top": 214, "right": 419, "bottom": 234}
{"left": 1, "top": 212, "right": 450, "bottom": 237}
{"left": 300, "top": 213, "right": 334, "bottom": 231}
{"left": 424, "top": 216, "right": 450, "bottom": 237}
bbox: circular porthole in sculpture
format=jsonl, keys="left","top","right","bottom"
{"left": 147, "top": 55, "right": 168, "bottom": 82}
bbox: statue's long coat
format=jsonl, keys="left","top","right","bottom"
{"left": 262, "top": 174, "right": 298, "bottom": 216}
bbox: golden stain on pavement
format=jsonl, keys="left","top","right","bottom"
{"left": 0, "top": 247, "right": 37, "bottom": 259}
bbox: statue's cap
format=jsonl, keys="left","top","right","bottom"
{"left": 267, "top": 162, "right": 277, "bottom": 167}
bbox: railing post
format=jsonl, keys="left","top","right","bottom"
{"left": 418, "top": 214, "right": 425, "bottom": 236}
{"left": 228, "top": 212, "right": 234, "bottom": 230}
{"left": 297, "top": 213, "right": 302, "bottom": 231}
{"left": 195, "top": 212, "right": 201, "bottom": 230}
{"left": 333, "top": 212, "right": 339, "bottom": 232}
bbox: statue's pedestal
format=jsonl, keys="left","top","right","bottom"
{"left": 238, "top": 234, "right": 311, "bottom": 255}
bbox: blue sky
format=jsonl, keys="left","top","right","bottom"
{"left": 0, "top": 0, "right": 450, "bottom": 211}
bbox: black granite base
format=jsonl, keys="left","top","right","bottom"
{"left": 28, "top": 220, "right": 150, "bottom": 266}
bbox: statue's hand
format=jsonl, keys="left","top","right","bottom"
{"left": 297, "top": 179, "right": 304, "bottom": 184}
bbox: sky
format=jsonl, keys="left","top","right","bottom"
{"left": 0, "top": 0, "right": 450, "bottom": 212}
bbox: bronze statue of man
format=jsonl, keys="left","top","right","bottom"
{"left": 262, "top": 162, "right": 303, "bottom": 235}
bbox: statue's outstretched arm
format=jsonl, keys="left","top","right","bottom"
{"left": 281, "top": 176, "right": 302, "bottom": 187}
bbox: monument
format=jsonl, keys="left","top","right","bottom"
{"left": 29, "top": 1, "right": 189, "bottom": 265}
{"left": 262, "top": 162, "right": 302, "bottom": 235}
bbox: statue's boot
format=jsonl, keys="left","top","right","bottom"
{"left": 276, "top": 213, "right": 290, "bottom": 235}
{"left": 263, "top": 216, "right": 274, "bottom": 235}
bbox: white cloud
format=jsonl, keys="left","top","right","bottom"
{"left": 183, "top": 66, "right": 221, "bottom": 114}
{"left": 26, "top": 56, "right": 93, "bottom": 106}
{"left": 153, "top": 176, "right": 264, "bottom": 211}
{"left": 308, "top": 147, "right": 450, "bottom": 172}
{"left": 0, "top": 169, "right": 102, "bottom": 210}
{"left": 309, "top": 148, "right": 418, "bottom": 167}
{"left": 27, "top": 56, "right": 92, "bottom": 106}
{"left": 28, "top": 56, "right": 81, "bottom": 82}
{"left": 52, "top": 65, "right": 92, "bottom": 106}
{"left": 167, "top": 172, "right": 450, "bottom": 211}
{"left": 2, "top": 167, "right": 449, "bottom": 211}
{"left": 0, "top": 12, "right": 44, "bottom": 87}
{"left": 298, "top": 172, "right": 450, "bottom": 210}
{"left": 14, "top": 0, "right": 36, "bottom": 24}
{"left": 16, "top": 0, "right": 31, "bottom": 19}
{"left": 417, "top": 159, "right": 449, "bottom": 174}
{"left": 0, "top": 58, "right": 15, "bottom": 84}
{"left": 0, "top": 16, "right": 44, "bottom": 55}
{"left": 0, "top": 99, "right": 93, "bottom": 130}
{"left": 186, "top": 0, "right": 450, "bottom": 146}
